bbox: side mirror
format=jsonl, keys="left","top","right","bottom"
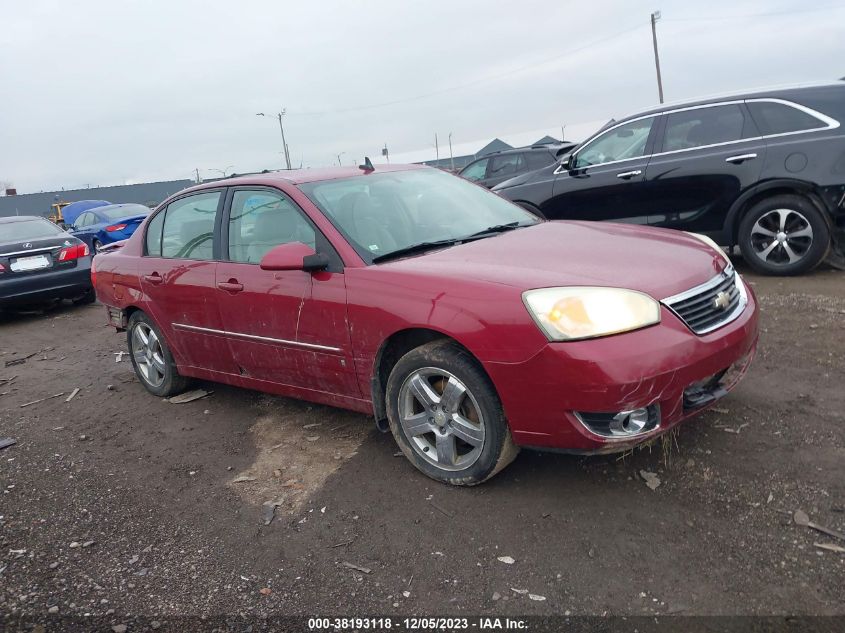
{"left": 558, "top": 154, "right": 574, "bottom": 170}
{"left": 259, "top": 242, "right": 329, "bottom": 272}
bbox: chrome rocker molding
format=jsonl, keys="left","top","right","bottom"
{"left": 172, "top": 322, "right": 343, "bottom": 353}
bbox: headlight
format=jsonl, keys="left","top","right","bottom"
{"left": 522, "top": 287, "right": 661, "bottom": 341}
{"left": 685, "top": 232, "right": 729, "bottom": 264}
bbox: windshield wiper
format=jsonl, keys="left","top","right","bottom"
{"left": 464, "top": 221, "right": 525, "bottom": 239}
{"left": 371, "top": 238, "right": 461, "bottom": 263}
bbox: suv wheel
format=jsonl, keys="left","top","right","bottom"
{"left": 738, "top": 194, "right": 830, "bottom": 275}
{"left": 385, "top": 340, "right": 519, "bottom": 485}
{"left": 127, "top": 311, "right": 190, "bottom": 397}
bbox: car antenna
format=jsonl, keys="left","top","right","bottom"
{"left": 358, "top": 156, "right": 375, "bottom": 172}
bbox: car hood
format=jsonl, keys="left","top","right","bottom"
{"left": 379, "top": 222, "right": 728, "bottom": 300}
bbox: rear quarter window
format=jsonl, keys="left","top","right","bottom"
{"left": 747, "top": 101, "right": 829, "bottom": 135}
{"left": 145, "top": 211, "right": 165, "bottom": 256}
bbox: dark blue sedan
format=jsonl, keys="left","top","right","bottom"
{"left": 71, "top": 203, "right": 151, "bottom": 253}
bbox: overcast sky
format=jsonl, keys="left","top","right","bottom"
{"left": 1, "top": 0, "right": 843, "bottom": 193}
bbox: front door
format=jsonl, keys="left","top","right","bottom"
{"left": 138, "top": 189, "right": 239, "bottom": 375}
{"left": 644, "top": 102, "right": 766, "bottom": 236}
{"left": 544, "top": 115, "right": 659, "bottom": 224}
{"left": 216, "top": 187, "right": 359, "bottom": 398}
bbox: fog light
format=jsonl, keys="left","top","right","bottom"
{"left": 574, "top": 404, "right": 661, "bottom": 439}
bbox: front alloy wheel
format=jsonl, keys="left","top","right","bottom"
{"left": 399, "top": 368, "right": 486, "bottom": 471}
{"left": 386, "top": 340, "right": 518, "bottom": 485}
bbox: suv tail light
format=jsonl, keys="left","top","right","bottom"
{"left": 58, "top": 243, "right": 90, "bottom": 262}
{"left": 105, "top": 224, "right": 127, "bottom": 232}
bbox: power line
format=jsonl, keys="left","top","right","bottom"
{"left": 286, "top": 22, "right": 646, "bottom": 117}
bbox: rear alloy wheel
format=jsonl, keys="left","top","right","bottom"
{"left": 386, "top": 340, "right": 518, "bottom": 485}
{"left": 92, "top": 239, "right": 103, "bottom": 254}
{"left": 738, "top": 194, "right": 830, "bottom": 275}
{"left": 127, "top": 311, "right": 189, "bottom": 397}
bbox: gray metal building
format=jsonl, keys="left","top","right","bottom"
{"left": 0, "top": 180, "right": 194, "bottom": 218}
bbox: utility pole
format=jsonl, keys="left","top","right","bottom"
{"left": 435, "top": 133, "right": 440, "bottom": 163}
{"left": 561, "top": 125, "right": 566, "bottom": 141}
{"left": 257, "top": 110, "right": 292, "bottom": 169}
{"left": 195, "top": 168, "right": 201, "bottom": 184}
{"left": 448, "top": 133, "right": 454, "bottom": 172}
{"left": 651, "top": 11, "right": 664, "bottom": 104}
{"left": 336, "top": 152, "right": 345, "bottom": 166}
{"left": 382, "top": 144, "right": 390, "bottom": 164}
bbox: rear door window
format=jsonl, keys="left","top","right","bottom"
{"left": 746, "top": 100, "right": 829, "bottom": 135}
{"left": 525, "top": 150, "right": 555, "bottom": 170}
{"left": 145, "top": 211, "right": 165, "bottom": 256}
{"left": 160, "top": 191, "right": 221, "bottom": 260}
{"left": 662, "top": 104, "right": 750, "bottom": 152}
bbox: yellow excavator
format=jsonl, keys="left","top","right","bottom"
{"left": 48, "top": 201, "right": 71, "bottom": 225}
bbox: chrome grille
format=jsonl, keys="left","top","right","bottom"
{"left": 663, "top": 266, "right": 747, "bottom": 335}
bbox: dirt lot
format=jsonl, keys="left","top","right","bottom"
{"left": 1, "top": 261, "right": 843, "bottom": 626}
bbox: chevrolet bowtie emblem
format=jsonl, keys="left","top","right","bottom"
{"left": 713, "top": 291, "right": 731, "bottom": 310}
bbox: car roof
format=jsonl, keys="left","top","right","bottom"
{"left": 616, "top": 81, "right": 845, "bottom": 123}
{"left": 178, "top": 163, "right": 426, "bottom": 196}
{"left": 90, "top": 203, "right": 150, "bottom": 213}
{"left": 0, "top": 215, "right": 51, "bottom": 224}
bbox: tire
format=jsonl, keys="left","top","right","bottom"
{"left": 126, "top": 311, "right": 189, "bottom": 397}
{"left": 72, "top": 289, "right": 97, "bottom": 305}
{"left": 92, "top": 239, "right": 102, "bottom": 254}
{"left": 385, "top": 339, "right": 519, "bottom": 485}
{"left": 738, "top": 194, "right": 830, "bottom": 276}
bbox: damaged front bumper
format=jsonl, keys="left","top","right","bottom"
{"left": 484, "top": 286, "right": 759, "bottom": 453}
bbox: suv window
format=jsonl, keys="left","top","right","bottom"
{"left": 575, "top": 117, "right": 655, "bottom": 167}
{"left": 526, "top": 150, "right": 555, "bottom": 170}
{"left": 460, "top": 158, "right": 489, "bottom": 181}
{"left": 663, "top": 104, "right": 748, "bottom": 152}
{"left": 746, "top": 100, "right": 828, "bottom": 135}
{"left": 228, "top": 190, "right": 315, "bottom": 263}
{"left": 488, "top": 153, "right": 525, "bottom": 179}
{"left": 160, "top": 191, "right": 220, "bottom": 260}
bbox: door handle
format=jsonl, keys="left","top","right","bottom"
{"left": 616, "top": 170, "right": 642, "bottom": 179}
{"left": 725, "top": 153, "right": 757, "bottom": 164}
{"left": 217, "top": 280, "right": 244, "bottom": 293}
{"left": 143, "top": 273, "right": 163, "bottom": 285}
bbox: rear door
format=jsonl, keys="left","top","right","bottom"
{"left": 216, "top": 187, "right": 359, "bottom": 397}
{"left": 138, "top": 189, "right": 238, "bottom": 374}
{"left": 644, "top": 102, "right": 766, "bottom": 236}
{"left": 544, "top": 115, "right": 659, "bottom": 224}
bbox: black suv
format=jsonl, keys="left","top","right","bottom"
{"left": 494, "top": 83, "right": 845, "bottom": 275}
{"left": 459, "top": 143, "right": 575, "bottom": 189}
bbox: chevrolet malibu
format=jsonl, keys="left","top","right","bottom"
{"left": 92, "top": 165, "right": 758, "bottom": 485}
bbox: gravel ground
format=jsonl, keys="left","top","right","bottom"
{"left": 0, "top": 261, "right": 843, "bottom": 629}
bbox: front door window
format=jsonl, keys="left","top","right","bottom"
{"left": 575, "top": 117, "right": 656, "bottom": 167}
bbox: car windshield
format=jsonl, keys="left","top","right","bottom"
{"left": 298, "top": 168, "right": 540, "bottom": 263}
{"left": 1, "top": 218, "right": 64, "bottom": 242}
{"left": 99, "top": 205, "right": 149, "bottom": 220}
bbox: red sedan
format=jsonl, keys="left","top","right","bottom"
{"left": 92, "top": 164, "right": 758, "bottom": 485}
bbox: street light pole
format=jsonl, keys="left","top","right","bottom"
{"left": 651, "top": 11, "right": 664, "bottom": 104}
{"left": 257, "top": 110, "right": 292, "bottom": 169}
{"left": 336, "top": 152, "right": 345, "bottom": 166}
{"left": 448, "top": 133, "right": 454, "bottom": 172}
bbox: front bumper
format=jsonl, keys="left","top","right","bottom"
{"left": 485, "top": 284, "right": 759, "bottom": 452}
{"left": 0, "top": 259, "right": 92, "bottom": 307}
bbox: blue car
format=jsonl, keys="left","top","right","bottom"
{"left": 70, "top": 203, "right": 151, "bottom": 253}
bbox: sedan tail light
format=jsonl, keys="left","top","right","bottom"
{"left": 58, "top": 243, "right": 90, "bottom": 261}
{"left": 105, "top": 224, "right": 127, "bottom": 232}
